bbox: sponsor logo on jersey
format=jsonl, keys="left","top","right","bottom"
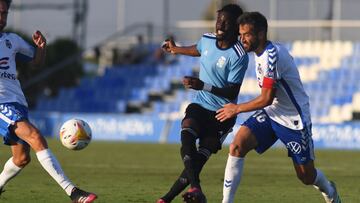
{"left": 0, "top": 57, "right": 10, "bottom": 70}
{"left": 286, "top": 141, "right": 301, "bottom": 154}
{"left": 216, "top": 56, "right": 226, "bottom": 68}
{"left": 5, "top": 39, "right": 12, "bottom": 49}
{"left": 0, "top": 71, "right": 16, "bottom": 80}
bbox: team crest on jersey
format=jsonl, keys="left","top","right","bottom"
{"left": 266, "top": 68, "right": 275, "bottom": 78}
{"left": 216, "top": 56, "right": 226, "bottom": 68}
{"left": 5, "top": 39, "right": 12, "bottom": 49}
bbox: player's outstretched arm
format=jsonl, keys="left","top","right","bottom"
{"left": 216, "top": 87, "right": 276, "bottom": 122}
{"left": 31, "top": 30, "right": 46, "bottom": 66}
{"left": 162, "top": 39, "right": 200, "bottom": 57}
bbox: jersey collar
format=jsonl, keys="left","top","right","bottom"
{"left": 255, "top": 41, "right": 273, "bottom": 57}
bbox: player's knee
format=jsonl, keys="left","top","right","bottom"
{"left": 229, "top": 143, "right": 245, "bottom": 157}
{"left": 13, "top": 154, "right": 31, "bottom": 168}
{"left": 28, "top": 129, "right": 47, "bottom": 151}
{"left": 180, "top": 127, "right": 198, "bottom": 146}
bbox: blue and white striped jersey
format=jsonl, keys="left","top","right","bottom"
{"left": 0, "top": 32, "right": 35, "bottom": 106}
{"left": 193, "top": 33, "right": 248, "bottom": 111}
{"left": 254, "top": 41, "right": 311, "bottom": 130}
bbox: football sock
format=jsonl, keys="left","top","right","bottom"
{"left": 162, "top": 170, "right": 188, "bottom": 202}
{"left": 36, "top": 149, "right": 75, "bottom": 196}
{"left": 162, "top": 149, "right": 209, "bottom": 202}
{"left": 313, "top": 169, "right": 334, "bottom": 197}
{"left": 0, "top": 157, "right": 22, "bottom": 188}
{"left": 180, "top": 128, "right": 199, "bottom": 189}
{"left": 222, "top": 154, "right": 244, "bottom": 203}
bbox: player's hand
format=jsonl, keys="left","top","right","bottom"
{"left": 32, "top": 30, "right": 46, "bottom": 49}
{"left": 182, "top": 76, "right": 204, "bottom": 90}
{"left": 161, "top": 38, "right": 176, "bottom": 54}
{"left": 216, "top": 103, "right": 239, "bottom": 122}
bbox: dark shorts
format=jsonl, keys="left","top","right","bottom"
{"left": 183, "top": 103, "right": 236, "bottom": 153}
{"left": 243, "top": 109, "right": 315, "bottom": 165}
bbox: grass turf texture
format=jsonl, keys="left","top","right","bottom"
{"left": 0, "top": 139, "right": 359, "bottom": 203}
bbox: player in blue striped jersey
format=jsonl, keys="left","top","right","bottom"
{"left": 0, "top": 1, "right": 96, "bottom": 202}
{"left": 216, "top": 12, "right": 341, "bottom": 203}
{"left": 157, "top": 4, "right": 248, "bottom": 203}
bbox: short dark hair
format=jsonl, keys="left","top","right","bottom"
{"left": 238, "top": 12, "right": 268, "bottom": 35}
{"left": 0, "top": 0, "right": 11, "bottom": 9}
{"left": 217, "top": 4, "right": 243, "bottom": 23}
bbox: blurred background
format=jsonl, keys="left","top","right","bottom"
{"left": 7, "top": 0, "right": 360, "bottom": 149}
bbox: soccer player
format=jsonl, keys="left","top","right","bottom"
{"left": 216, "top": 12, "right": 341, "bottom": 203}
{"left": 157, "top": 4, "right": 248, "bottom": 203}
{"left": 0, "top": 1, "right": 97, "bottom": 202}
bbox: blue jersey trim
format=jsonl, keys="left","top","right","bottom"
{"left": 280, "top": 79, "right": 305, "bottom": 126}
{"left": 233, "top": 41, "right": 246, "bottom": 57}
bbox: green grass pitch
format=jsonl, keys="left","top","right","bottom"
{"left": 0, "top": 139, "right": 359, "bottom": 203}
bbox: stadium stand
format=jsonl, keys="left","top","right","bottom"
{"left": 35, "top": 41, "right": 360, "bottom": 124}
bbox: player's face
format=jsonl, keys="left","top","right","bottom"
{"left": 239, "top": 24, "right": 259, "bottom": 52}
{"left": 0, "top": 1, "right": 8, "bottom": 31}
{"left": 215, "top": 11, "right": 236, "bottom": 41}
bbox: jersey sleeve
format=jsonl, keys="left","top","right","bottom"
{"left": 13, "top": 34, "right": 35, "bottom": 62}
{"left": 227, "top": 54, "right": 248, "bottom": 85}
{"left": 262, "top": 47, "right": 278, "bottom": 89}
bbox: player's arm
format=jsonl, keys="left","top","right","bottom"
{"left": 215, "top": 78, "right": 276, "bottom": 122}
{"left": 31, "top": 30, "right": 46, "bottom": 66}
{"left": 182, "top": 76, "right": 240, "bottom": 100}
{"left": 162, "top": 39, "right": 200, "bottom": 57}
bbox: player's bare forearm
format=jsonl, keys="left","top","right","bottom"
{"left": 31, "top": 31, "right": 46, "bottom": 66}
{"left": 216, "top": 87, "right": 275, "bottom": 122}
{"left": 32, "top": 47, "right": 46, "bottom": 66}
{"left": 235, "top": 87, "right": 275, "bottom": 113}
{"left": 171, "top": 45, "right": 200, "bottom": 57}
{"left": 163, "top": 40, "right": 200, "bottom": 57}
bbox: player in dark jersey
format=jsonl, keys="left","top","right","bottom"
{"left": 157, "top": 4, "right": 248, "bottom": 203}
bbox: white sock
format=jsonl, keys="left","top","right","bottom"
{"left": 222, "top": 154, "right": 244, "bottom": 203}
{"left": 0, "top": 157, "right": 22, "bottom": 188}
{"left": 36, "top": 149, "right": 75, "bottom": 196}
{"left": 313, "top": 169, "right": 334, "bottom": 197}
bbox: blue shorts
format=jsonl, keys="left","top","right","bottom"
{"left": 243, "top": 109, "right": 315, "bottom": 165}
{"left": 0, "top": 102, "right": 29, "bottom": 146}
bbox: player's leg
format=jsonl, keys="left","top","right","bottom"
{"left": 277, "top": 122, "right": 341, "bottom": 203}
{"left": 181, "top": 104, "right": 230, "bottom": 203}
{"left": 179, "top": 103, "right": 206, "bottom": 191}
{"left": 159, "top": 149, "right": 209, "bottom": 202}
{"left": 293, "top": 161, "right": 340, "bottom": 203}
{"left": 222, "top": 110, "right": 277, "bottom": 203}
{"left": 13, "top": 120, "right": 97, "bottom": 202}
{"left": 222, "top": 126, "right": 257, "bottom": 203}
{"left": 158, "top": 104, "right": 203, "bottom": 203}
{"left": 0, "top": 141, "right": 30, "bottom": 193}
